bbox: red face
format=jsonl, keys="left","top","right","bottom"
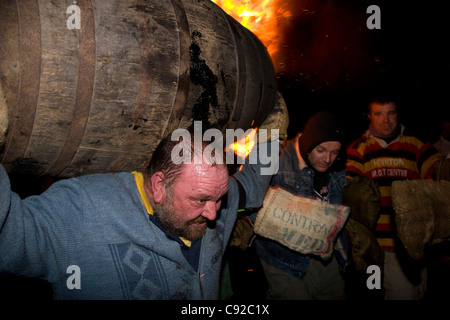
{"left": 150, "top": 163, "right": 229, "bottom": 241}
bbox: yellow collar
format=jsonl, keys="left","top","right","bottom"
{"left": 133, "top": 171, "right": 154, "bottom": 215}
{"left": 132, "top": 171, "right": 192, "bottom": 247}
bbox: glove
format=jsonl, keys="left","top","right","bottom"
{"left": 392, "top": 179, "right": 450, "bottom": 260}
{"left": 345, "top": 218, "right": 384, "bottom": 272}
{"left": 343, "top": 176, "right": 381, "bottom": 230}
{"left": 343, "top": 176, "right": 384, "bottom": 271}
{"left": 257, "top": 91, "right": 289, "bottom": 143}
{"left": 228, "top": 91, "right": 287, "bottom": 160}
{"left": 434, "top": 159, "right": 450, "bottom": 181}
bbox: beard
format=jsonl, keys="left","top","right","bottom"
{"left": 154, "top": 194, "right": 209, "bottom": 241}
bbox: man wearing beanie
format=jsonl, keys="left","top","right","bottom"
{"left": 346, "top": 97, "right": 444, "bottom": 299}
{"left": 253, "top": 111, "right": 348, "bottom": 299}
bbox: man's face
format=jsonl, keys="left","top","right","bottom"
{"left": 368, "top": 102, "right": 399, "bottom": 138}
{"left": 155, "top": 163, "right": 229, "bottom": 241}
{"left": 308, "top": 141, "right": 341, "bottom": 172}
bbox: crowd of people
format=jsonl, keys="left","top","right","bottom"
{"left": 0, "top": 93, "right": 449, "bottom": 300}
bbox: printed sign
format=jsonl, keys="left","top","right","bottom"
{"left": 254, "top": 186, "right": 350, "bottom": 259}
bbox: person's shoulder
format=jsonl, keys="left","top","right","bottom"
{"left": 52, "top": 171, "right": 135, "bottom": 194}
{"left": 347, "top": 132, "right": 370, "bottom": 150}
{"left": 401, "top": 127, "right": 421, "bottom": 140}
{"left": 400, "top": 128, "right": 433, "bottom": 147}
{"left": 72, "top": 171, "right": 133, "bottom": 183}
{"left": 280, "top": 135, "right": 297, "bottom": 150}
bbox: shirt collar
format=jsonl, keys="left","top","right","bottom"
{"left": 133, "top": 171, "right": 192, "bottom": 247}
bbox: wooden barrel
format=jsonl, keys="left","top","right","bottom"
{"left": 0, "top": 0, "right": 276, "bottom": 177}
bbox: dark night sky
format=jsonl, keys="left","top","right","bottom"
{"left": 264, "top": 0, "right": 450, "bottom": 144}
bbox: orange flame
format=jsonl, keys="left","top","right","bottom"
{"left": 211, "top": 0, "right": 292, "bottom": 58}
{"left": 213, "top": 1, "right": 289, "bottom": 158}
{"left": 228, "top": 128, "right": 257, "bottom": 159}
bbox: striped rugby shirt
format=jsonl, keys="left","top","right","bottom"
{"left": 345, "top": 125, "right": 443, "bottom": 250}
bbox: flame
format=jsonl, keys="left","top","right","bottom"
{"left": 229, "top": 128, "right": 257, "bottom": 159}
{"left": 213, "top": 0, "right": 289, "bottom": 158}
{"left": 211, "top": 0, "right": 292, "bottom": 58}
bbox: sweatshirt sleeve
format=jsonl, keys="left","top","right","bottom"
{"left": 233, "top": 140, "right": 280, "bottom": 209}
{"left": 345, "top": 140, "right": 365, "bottom": 180}
{"left": 0, "top": 165, "right": 83, "bottom": 282}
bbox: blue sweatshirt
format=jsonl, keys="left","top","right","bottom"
{"left": 0, "top": 143, "right": 276, "bottom": 299}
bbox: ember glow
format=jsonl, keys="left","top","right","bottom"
{"left": 212, "top": 1, "right": 288, "bottom": 157}
{"left": 228, "top": 128, "right": 257, "bottom": 159}
{"left": 211, "top": 0, "right": 292, "bottom": 58}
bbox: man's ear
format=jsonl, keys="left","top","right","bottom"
{"left": 149, "top": 172, "right": 166, "bottom": 204}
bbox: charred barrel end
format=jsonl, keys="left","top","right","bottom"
{"left": 0, "top": 0, "right": 277, "bottom": 178}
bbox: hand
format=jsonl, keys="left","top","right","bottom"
{"left": 0, "top": 80, "right": 8, "bottom": 148}
{"left": 257, "top": 91, "right": 289, "bottom": 143}
{"left": 343, "top": 176, "right": 381, "bottom": 230}
{"left": 434, "top": 159, "right": 450, "bottom": 181}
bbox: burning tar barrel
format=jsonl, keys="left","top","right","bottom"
{"left": 0, "top": 0, "right": 276, "bottom": 177}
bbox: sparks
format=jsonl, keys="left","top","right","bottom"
{"left": 228, "top": 128, "right": 257, "bottom": 159}
{"left": 211, "top": 0, "right": 292, "bottom": 58}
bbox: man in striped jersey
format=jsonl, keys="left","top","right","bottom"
{"left": 345, "top": 97, "right": 444, "bottom": 299}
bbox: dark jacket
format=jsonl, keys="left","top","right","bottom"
{"left": 253, "top": 134, "right": 348, "bottom": 279}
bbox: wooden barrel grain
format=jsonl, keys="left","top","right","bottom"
{"left": 0, "top": 0, "right": 276, "bottom": 177}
